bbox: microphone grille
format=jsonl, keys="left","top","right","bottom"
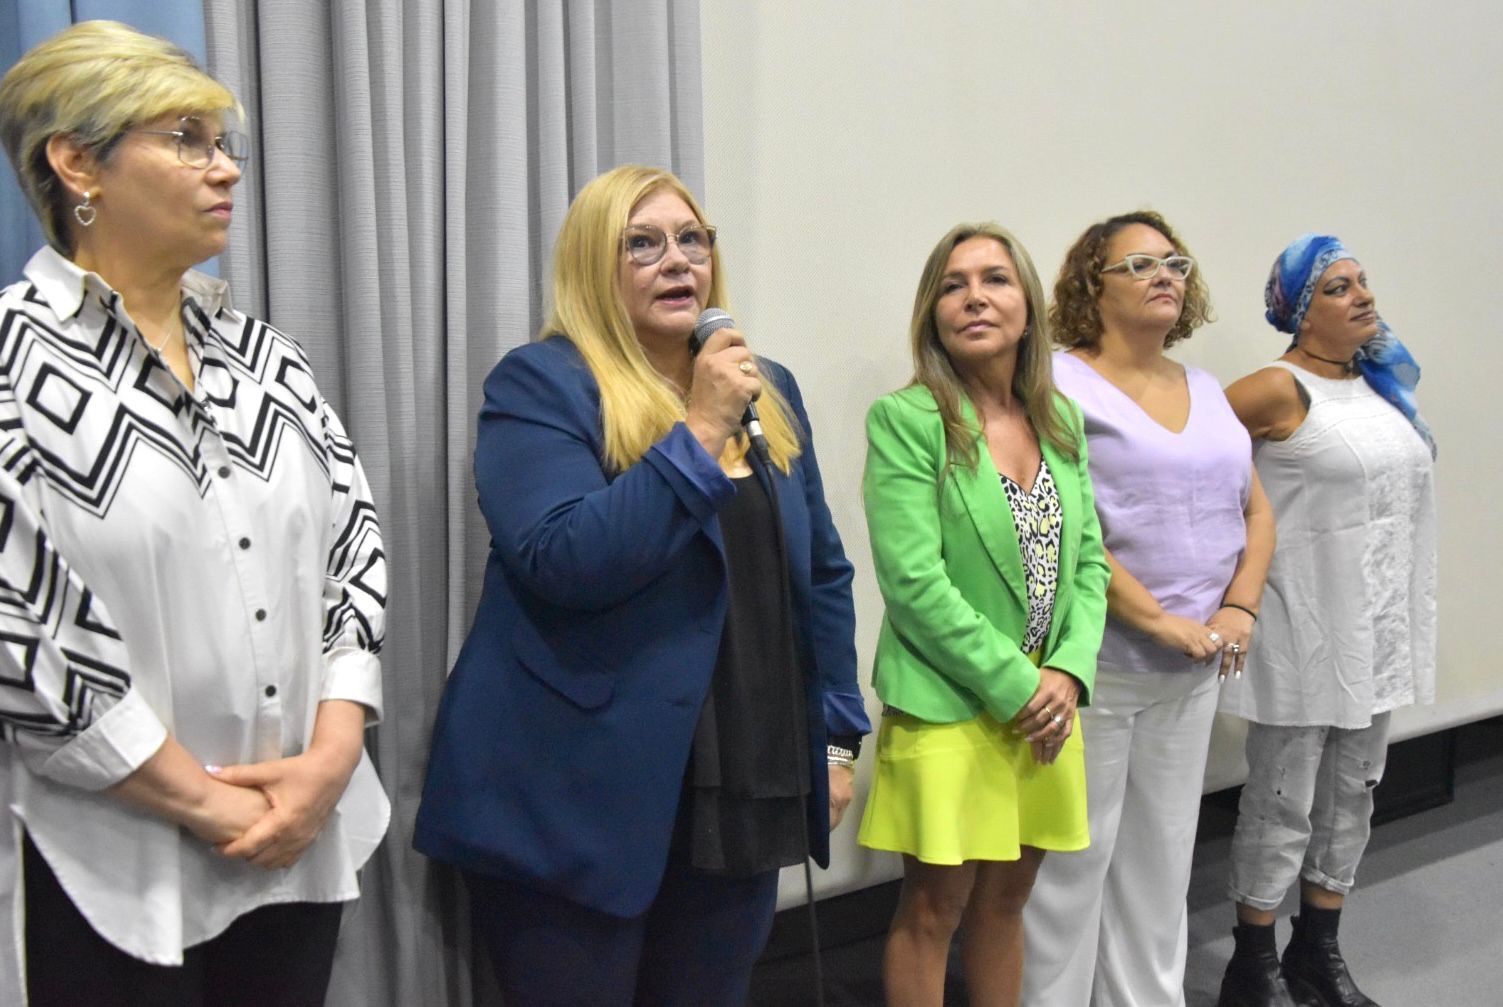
{"left": 692, "top": 308, "right": 735, "bottom": 346}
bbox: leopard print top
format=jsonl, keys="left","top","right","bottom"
{"left": 1000, "top": 460, "right": 1062, "bottom": 654}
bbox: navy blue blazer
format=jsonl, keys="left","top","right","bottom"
{"left": 414, "top": 335, "right": 870, "bottom": 918}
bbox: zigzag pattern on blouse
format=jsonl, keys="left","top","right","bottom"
{"left": 323, "top": 497, "right": 386, "bottom": 655}
{"left": 0, "top": 502, "right": 131, "bottom": 742}
{"left": 0, "top": 297, "right": 331, "bottom": 519}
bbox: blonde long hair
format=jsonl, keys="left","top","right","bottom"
{"left": 909, "top": 222, "right": 1079, "bottom": 470}
{"left": 546, "top": 166, "right": 801, "bottom": 473}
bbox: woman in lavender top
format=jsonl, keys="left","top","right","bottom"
{"left": 1023, "top": 211, "right": 1275, "bottom": 1007}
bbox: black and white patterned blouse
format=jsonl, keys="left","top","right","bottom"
{"left": 0, "top": 247, "right": 388, "bottom": 967}
{"left": 1000, "top": 460, "right": 1062, "bottom": 654}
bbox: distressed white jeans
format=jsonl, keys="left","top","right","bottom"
{"left": 1228, "top": 713, "right": 1391, "bottom": 910}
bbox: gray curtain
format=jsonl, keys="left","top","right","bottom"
{"left": 201, "top": 2, "right": 703, "bottom": 1004}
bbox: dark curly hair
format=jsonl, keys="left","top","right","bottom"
{"left": 1049, "top": 210, "right": 1214, "bottom": 350}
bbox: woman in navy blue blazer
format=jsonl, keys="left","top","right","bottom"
{"left": 415, "top": 165, "right": 870, "bottom": 1005}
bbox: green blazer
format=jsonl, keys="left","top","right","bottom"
{"left": 862, "top": 385, "right": 1110, "bottom": 724}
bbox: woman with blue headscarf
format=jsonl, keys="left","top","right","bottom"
{"left": 1215, "top": 235, "right": 1436, "bottom": 1007}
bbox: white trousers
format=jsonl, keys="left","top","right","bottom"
{"left": 1022, "top": 666, "right": 1220, "bottom": 1007}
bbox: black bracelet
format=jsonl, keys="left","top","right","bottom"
{"left": 1220, "top": 602, "right": 1258, "bottom": 621}
{"left": 828, "top": 733, "right": 862, "bottom": 760}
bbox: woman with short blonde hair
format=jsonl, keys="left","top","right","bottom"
{"left": 0, "top": 22, "right": 387, "bottom": 1004}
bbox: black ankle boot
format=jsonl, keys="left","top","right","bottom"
{"left": 1281, "top": 907, "right": 1379, "bottom": 1006}
{"left": 1218, "top": 922, "right": 1297, "bottom": 1006}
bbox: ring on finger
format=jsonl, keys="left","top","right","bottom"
{"left": 738, "top": 360, "right": 755, "bottom": 375}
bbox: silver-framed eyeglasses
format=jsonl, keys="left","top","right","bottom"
{"left": 622, "top": 224, "right": 717, "bottom": 266}
{"left": 1100, "top": 253, "right": 1195, "bottom": 280}
{"left": 134, "top": 116, "right": 250, "bottom": 169}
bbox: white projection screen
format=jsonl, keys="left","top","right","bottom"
{"left": 699, "top": 1, "right": 1503, "bottom": 907}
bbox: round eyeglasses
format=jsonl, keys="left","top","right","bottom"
{"left": 622, "top": 224, "right": 717, "bottom": 266}
{"left": 1100, "top": 253, "right": 1195, "bottom": 281}
{"left": 134, "top": 116, "right": 250, "bottom": 169}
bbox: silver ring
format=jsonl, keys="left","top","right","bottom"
{"left": 738, "top": 360, "right": 754, "bottom": 375}
{"left": 1230, "top": 643, "right": 1242, "bottom": 654}
{"left": 1051, "top": 713, "right": 1065, "bottom": 727}
{"left": 1208, "top": 631, "right": 1222, "bottom": 644}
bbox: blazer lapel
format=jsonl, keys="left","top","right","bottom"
{"left": 954, "top": 404, "right": 1028, "bottom": 609}
{"left": 1040, "top": 433, "right": 1080, "bottom": 642}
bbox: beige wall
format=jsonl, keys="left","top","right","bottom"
{"left": 702, "top": 1, "right": 1503, "bottom": 904}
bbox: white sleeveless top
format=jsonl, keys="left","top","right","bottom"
{"left": 1219, "top": 361, "right": 1436, "bottom": 728}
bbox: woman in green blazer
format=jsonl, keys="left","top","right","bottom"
{"left": 858, "top": 222, "right": 1110, "bottom": 1006}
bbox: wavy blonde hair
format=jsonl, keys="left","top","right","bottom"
{"left": 1049, "top": 209, "right": 1214, "bottom": 350}
{"left": 908, "top": 222, "right": 1078, "bottom": 470}
{"left": 546, "top": 165, "right": 802, "bottom": 474}
{"left": 0, "top": 20, "right": 240, "bottom": 255}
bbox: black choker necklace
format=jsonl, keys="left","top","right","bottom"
{"left": 1297, "top": 346, "right": 1357, "bottom": 374}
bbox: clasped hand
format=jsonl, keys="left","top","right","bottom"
{"left": 1148, "top": 608, "right": 1254, "bottom": 680}
{"left": 1011, "top": 667, "right": 1081, "bottom": 766}
{"left": 200, "top": 747, "right": 360, "bottom": 870}
{"left": 1206, "top": 605, "right": 1255, "bottom": 680}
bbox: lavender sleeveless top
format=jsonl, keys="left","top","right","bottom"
{"left": 1053, "top": 352, "right": 1251, "bottom": 675}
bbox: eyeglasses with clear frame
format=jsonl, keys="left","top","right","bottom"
{"left": 621, "top": 223, "right": 717, "bottom": 266}
{"left": 133, "top": 116, "right": 250, "bottom": 169}
{"left": 1100, "top": 253, "right": 1195, "bottom": 281}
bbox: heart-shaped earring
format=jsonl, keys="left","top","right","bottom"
{"left": 74, "top": 190, "right": 96, "bottom": 227}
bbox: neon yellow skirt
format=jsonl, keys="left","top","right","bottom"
{"left": 857, "top": 708, "right": 1089, "bottom": 865}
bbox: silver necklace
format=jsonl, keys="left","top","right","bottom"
{"left": 144, "top": 308, "right": 183, "bottom": 353}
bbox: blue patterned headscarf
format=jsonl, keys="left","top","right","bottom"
{"left": 1264, "top": 233, "right": 1436, "bottom": 458}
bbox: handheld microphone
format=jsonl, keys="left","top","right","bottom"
{"left": 691, "top": 308, "right": 770, "bottom": 461}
